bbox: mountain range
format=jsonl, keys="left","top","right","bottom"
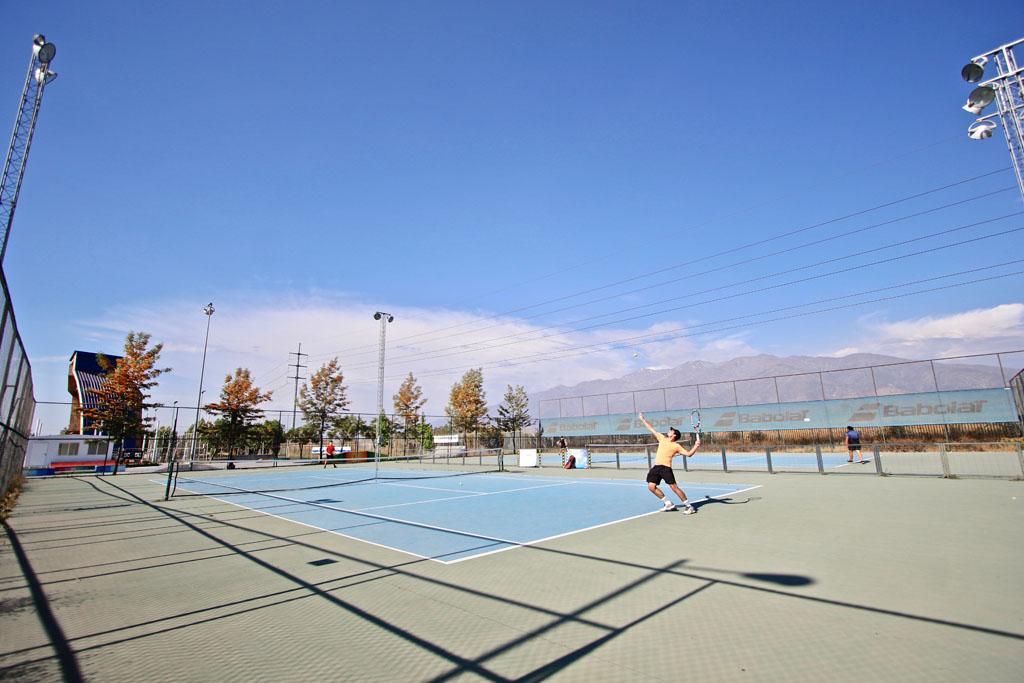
{"left": 531, "top": 353, "right": 1010, "bottom": 415}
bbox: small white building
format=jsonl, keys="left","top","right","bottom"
{"left": 25, "top": 435, "right": 116, "bottom": 473}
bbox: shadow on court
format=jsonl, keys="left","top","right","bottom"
{"left": 2, "top": 474, "right": 1021, "bottom": 681}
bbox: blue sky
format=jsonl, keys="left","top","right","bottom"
{"left": 4, "top": 1, "right": 1024, "bottom": 432}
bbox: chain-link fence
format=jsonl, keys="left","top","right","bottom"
{"left": 40, "top": 406, "right": 527, "bottom": 466}
{"left": 537, "top": 351, "right": 1024, "bottom": 446}
{"left": 0, "top": 268, "right": 35, "bottom": 504}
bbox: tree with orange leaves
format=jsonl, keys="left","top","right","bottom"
{"left": 84, "top": 332, "right": 170, "bottom": 461}
{"left": 204, "top": 368, "right": 273, "bottom": 455}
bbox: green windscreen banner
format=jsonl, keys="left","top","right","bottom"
{"left": 539, "top": 387, "right": 1018, "bottom": 437}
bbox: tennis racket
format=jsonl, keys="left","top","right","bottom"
{"left": 690, "top": 409, "right": 701, "bottom": 437}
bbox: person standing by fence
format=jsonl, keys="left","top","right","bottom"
{"left": 845, "top": 426, "right": 863, "bottom": 463}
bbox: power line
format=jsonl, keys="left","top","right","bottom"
{"left": 308, "top": 167, "right": 1013, "bottom": 362}
{"left": 340, "top": 218, "right": 1024, "bottom": 370}
{"left": 360, "top": 263, "right": 1024, "bottom": 383}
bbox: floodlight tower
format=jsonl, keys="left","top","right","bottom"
{"left": 960, "top": 37, "right": 1024, "bottom": 203}
{"left": 373, "top": 311, "right": 394, "bottom": 476}
{"left": 0, "top": 35, "right": 58, "bottom": 264}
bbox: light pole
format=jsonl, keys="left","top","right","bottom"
{"left": 191, "top": 303, "right": 215, "bottom": 460}
{"left": 959, "top": 37, "right": 1024, "bottom": 203}
{"left": 373, "top": 311, "right": 394, "bottom": 479}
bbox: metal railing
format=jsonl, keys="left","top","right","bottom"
{"left": 518, "top": 441, "right": 1024, "bottom": 480}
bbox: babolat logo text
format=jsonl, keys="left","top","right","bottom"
{"left": 714, "top": 412, "right": 737, "bottom": 428}
{"left": 848, "top": 403, "right": 879, "bottom": 422}
{"left": 557, "top": 420, "right": 598, "bottom": 432}
{"left": 881, "top": 400, "right": 988, "bottom": 417}
{"left": 735, "top": 409, "right": 810, "bottom": 424}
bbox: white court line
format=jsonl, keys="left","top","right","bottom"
{"left": 164, "top": 477, "right": 762, "bottom": 565}
{"left": 169, "top": 480, "right": 531, "bottom": 564}
{"left": 445, "top": 484, "right": 765, "bottom": 564}
{"left": 359, "top": 481, "right": 575, "bottom": 512}
{"left": 167, "top": 486, "right": 443, "bottom": 563}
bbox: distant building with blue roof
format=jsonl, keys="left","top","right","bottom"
{"left": 67, "top": 350, "right": 123, "bottom": 435}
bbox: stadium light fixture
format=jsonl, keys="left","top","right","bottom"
{"left": 960, "top": 56, "right": 987, "bottom": 83}
{"left": 962, "top": 85, "right": 996, "bottom": 114}
{"left": 958, "top": 38, "right": 1024, "bottom": 203}
{"left": 967, "top": 120, "right": 997, "bottom": 140}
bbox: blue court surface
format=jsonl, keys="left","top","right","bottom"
{"left": 165, "top": 468, "right": 758, "bottom": 564}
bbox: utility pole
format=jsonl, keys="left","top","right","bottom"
{"left": 0, "top": 35, "right": 58, "bottom": 264}
{"left": 289, "top": 343, "right": 307, "bottom": 431}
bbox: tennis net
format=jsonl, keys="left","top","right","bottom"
{"left": 165, "top": 450, "right": 505, "bottom": 499}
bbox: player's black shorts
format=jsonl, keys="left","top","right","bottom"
{"left": 848, "top": 443, "right": 861, "bottom": 450}
{"left": 646, "top": 465, "right": 676, "bottom": 486}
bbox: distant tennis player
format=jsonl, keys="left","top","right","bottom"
{"left": 639, "top": 412, "right": 700, "bottom": 514}
{"left": 845, "top": 425, "right": 863, "bottom": 463}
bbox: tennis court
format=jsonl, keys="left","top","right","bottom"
{"left": 2, "top": 465, "right": 1022, "bottom": 681}
{"left": 160, "top": 460, "right": 757, "bottom": 563}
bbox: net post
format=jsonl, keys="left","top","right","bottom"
{"left": 815, "top": 445, "right": 824, "bottom": 474}
{"left": 721, "top": 446, "right": 728, "bottom": 472}
{"left": 1016, "top": 442, "right": 1024, "bottom": 479}
{"left": 682, "top": 446, "right": 689, "bottom": 472}
{"left": 939, "top": 443, "right": 951, "bottom": 478}
{"left": 873, "top": 445, "right": 883, "bottom": 475}
{"left": 615, "top": 448, "right": 620, "bottom": 469}
{"left": 765, "top": 446, "right": 774, "bottom": 474}
{"left": 164, "top": 461, "right": 175, "bottom": 500}
{"left": 645, "top": 446, "right": 652, "bottom": 469}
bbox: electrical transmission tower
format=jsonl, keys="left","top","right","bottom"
{"left": 0, "top": 35, "right": 58, "bottom": 264}
{"left": 289, "top": 343, "right": 308, "bottom": 431}
{"left": 960, "top": 37, "right": 1024, "bottom": 203}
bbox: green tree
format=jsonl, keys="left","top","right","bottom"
{"left": 332, "top": 414, "right": 368, "bottom": 442}
{"left": 445, "top": 368, "right": 488, "bottom": 444}
{"left": 83, "top": 332, "right": 170, "bottom": 462}
{"left": 496, "top": 384, "right": 531, "bottom": 451}
{"left": 285, "top": 423, "right": 319, "bottom": 443}
{"left": 204, "top": 368, "right": 273, "bottom": 455}
{"left": 256, "top": 420, "right": 285, "bottom": 457}
{"left": 371, "top": 413, "right": 396, "bottom": 451}
{"left": 298, "top": 358, "right": 350, "bottom": 455}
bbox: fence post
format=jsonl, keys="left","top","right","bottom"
{"left": 721, "top": 446, "right": 728, "bottom": 472}
{"left": 1017, "top": 442, "right": 1024, "bottom": 479}
{"left": 873, "top": 445, "right": 882, "bottom": 475}
{"left": 164, "top": 461, "right": 175, "bottom": 500}
{"left": 815, "top": 445, "right": 824, "bottom": 474}
{"left": 765, "top": 446, "right": 774, "bottom": 474}
{"left": 615, "top": 448, "right": 620, "bottom": 469}
{"left": 939, "top": 443, "right": 951, "bottom": 478}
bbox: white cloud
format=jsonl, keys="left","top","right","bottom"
{"left": 825, "top": 303, "right": 1024, "bottom": 359}
{"left": 32, "top": 293, "right": 765, "bottom": 424}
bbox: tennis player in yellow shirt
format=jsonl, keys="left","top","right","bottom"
{"left": 639, "top": 412, "right": 700, "bottom": 514}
